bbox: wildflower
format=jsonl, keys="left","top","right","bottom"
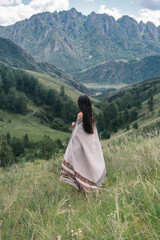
{"left": 78, "top": 229, "right": 82, "bottom": 240}
{"left": 117, "top": 172, "right": 120, "bottom": 175}
{"left": 106, "top": 183, "right": 109, "bottom": 186}
{"left": 57, "top": 236, "right": 61, "bottom": 240}
{"left": 71, "top": 230, "right": 74, "bottom": 233}
{"left": 71, "top": 233, "right": 74, "bottom": 240}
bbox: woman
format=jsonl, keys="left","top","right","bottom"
{"left": 60, "top": 95, "right": 106, "bottom": 192}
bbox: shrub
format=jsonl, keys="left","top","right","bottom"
{"left": 11, "top": 137, "right": 25, "bottom": 157}
{"left": 101, "top": 130, "right": 110, "bottom": 139}
{"left": 133, "top": 122, "right": 138, "bottom": 129}
{"left": 0, "top": 139, "right": 15, "bottom": 167}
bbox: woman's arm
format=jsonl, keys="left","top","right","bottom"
{"left": 72, "top": 112, "right": 83, "bottom": 128}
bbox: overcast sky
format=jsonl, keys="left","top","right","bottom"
{"left": 0, "top": 0, "right": 160, "bottom": 26}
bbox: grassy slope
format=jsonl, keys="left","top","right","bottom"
{"left": 115, "top": 89, "right": 160, "bottom": 139}
{"left": 26, "top": 70, "right": 84, "bottom": 102}
{"left": 26, "top": 70, "right": 100, "bottom": 114}
{"left": 0, "top": 112, "right": 69, "bottom": 142}
{"left": 0, "top": 132, "right": 159, "bottom": 239}
{"left": 0, "top": 67, "right": 99, "bottom": 141}
{"left": 0, "top": 107, "right": 69, "bottom": 141}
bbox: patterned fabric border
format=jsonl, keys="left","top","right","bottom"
{"left": 61, "top": 169, "right": 94, "bottom": 192}
{"left": 62, "top": 159, "right": 97, "bottom": 187}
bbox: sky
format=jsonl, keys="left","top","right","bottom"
{"left": 0, "top": 0, "right": 160, "bottom": 26}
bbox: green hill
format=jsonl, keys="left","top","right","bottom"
{"left": 95, "top": 75, "right": 160, "bottom": 139}
{"left": 74, "top": 56, "right": 160, "bottom": 85}
{"left": 0, "top": 37, "right": 89, "bottom": 94}
{"left": 0, "top": 62, "right": 79, "bottom": 142}
{"left": 25, "top": 70, "right": 88, "bottom": 103}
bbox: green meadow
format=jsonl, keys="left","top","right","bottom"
{"left": 0, "top": 109, "right": 69, "bottom": 142}
{"left": 0, "top": 131, "right": 160, "bottom": 239}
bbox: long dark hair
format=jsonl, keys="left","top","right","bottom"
{"left": 78, "top": 95, "right": 95, "bottom": 134}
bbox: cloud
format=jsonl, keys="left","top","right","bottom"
{"left": 0, "top": 0, "right": 22, "bottom": 6}
{"left": 86, "top": 0, "right": 94, "bottom": 2}
{"left": 99, "top": 4, "right": 122, "bottom": 20}
{"left": 136, "top": 8, "right": 160, "bottom": 26}
{"left": 138, "top": 0, "right": 160, "bottom": 10}
{"left": 0, "top": 0, "right": 69, "bottom": 26}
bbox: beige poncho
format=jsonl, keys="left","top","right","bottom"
{"left": 60, "top": 118, "right": 106, "bottom": 192}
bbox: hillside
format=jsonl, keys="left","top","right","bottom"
{"left": 0, "top": 9, "right": 160, "bottom": 72}
{"left": 0, "top": 37, "right": 89, "bottom": 94}
{"left": 0, "top": 62, "right": 80, "bottom": 140}
{"left": 95, "top": 75, "right": 160, "bottom": 139}
{"left": 0, "top": 108, "right": 69, "bottom": 142}
{"left": 74, "top": 56, "right": 160, "bottom": 84}
{"left": 0, "top": 130, "right": 160, "bottom": 239}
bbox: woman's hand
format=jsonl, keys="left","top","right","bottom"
{"left": 72, "top": 122, "right": 76, "bottom": 128}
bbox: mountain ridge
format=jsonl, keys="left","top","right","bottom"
{"left": 0, "top": 9, "right": 160, "bottom": 73}
{"left": 74, "top": 55, "right": 160, "bottom": 84}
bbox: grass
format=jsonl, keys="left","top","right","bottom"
{"left": 0, "top": 132, "right": 160, "bottom": 239}
{"left": 26, "top": 70, "right": 85, "bottom": 102}
{"left": 0, "top": 109, "right": 69, "bottom": 142}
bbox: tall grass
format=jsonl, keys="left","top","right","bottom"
{"left": 0, "top": 133, "right": 160, "bottom": 239}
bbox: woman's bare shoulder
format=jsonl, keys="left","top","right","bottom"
{"left": 77, "top": 112, "right": 83, "bottom": 120}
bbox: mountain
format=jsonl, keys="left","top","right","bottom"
{"left": 74, "top": 56, "right": 160, "bottom": 84}
{"left": 0, "top": 37, "right": 89, "bottom": 94}
{"left": 0, "top": 37, "right": 37, "bottom": 71}
{"left": 0, "top": 9, "right": 160, "bottom": 73}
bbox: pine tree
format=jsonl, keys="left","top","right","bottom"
{"left": 23, "top": 134, "right": 29, "bottom": 148}
{"left": 133, "top": 122, "right": 138, "bottom": 129}
{"left": 3, "top": 70, "right": 15, "bottom": 93}
{"left": 6, "top": 132, "right": 11, "bottom": 145}
{"left": 60, "top": 85, "right": 65, "bottom": 97}
{"left": 148, "top": 97, "right": 154, "bottom": 112}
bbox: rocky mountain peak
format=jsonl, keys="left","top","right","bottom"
{"left": 118, "top": 15, "right": 140, "bottom": 40}
{"left": 138, "top": 20, "right": 145, "bottom": 32}
{"left": 118, "top": 15, "right": 138, "bottom": 26}
{"left": 143, "top": 21, "right": 158, "bottom": 41}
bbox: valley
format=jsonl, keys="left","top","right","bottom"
{"left": 0, "top": 8, "right": 160, "bottom": 240}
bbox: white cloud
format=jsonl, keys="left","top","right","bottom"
{"left": 0, "top": 0, "right": 69, "bottom": 26}
{"left": 86, "top": 0, "right": 94, "bottom": 2}
{"left": 0, "top": 0, "right": 14, "bottom": 6}
{"left": 136, "top": 8, "right": 160, "bottom": 26}
{"left": 16, "top": 0, "right": 22, "bottom": 4}
{"left": 98, "top": 4, "right": 122, "bottom": 20}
